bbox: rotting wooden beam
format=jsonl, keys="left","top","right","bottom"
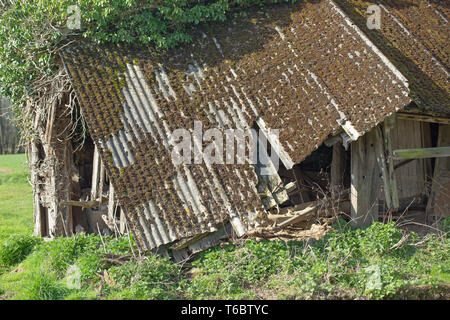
{"left": 350, "top": 128, "right": 381, "bottom": 228}
{"left": 393, "top": 147, "right": 450, "bottom": 160}
{"left": 277, "top": 205, "right": 317, "bottom": 228}
{"left": 60, "top": 198, "right": 108, "bottom": 208}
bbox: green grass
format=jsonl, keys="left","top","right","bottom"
{"left": 0, "top": 154, "right": 33, "bottom": 242}
{"left": 0, "top": 154, "right": 449, "bottom": 300}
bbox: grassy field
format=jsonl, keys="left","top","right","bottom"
{"left": 0, "top": 154, "right": 33, "bottom": 242}
{"left": 0, "top": 154, "right": 449, "bottom": 300}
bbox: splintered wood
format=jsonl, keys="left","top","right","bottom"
{"left": 247, "top": 196, "right": 349, "bottom": 242}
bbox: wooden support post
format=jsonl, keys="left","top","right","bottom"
{"left": 375, "top": 126, "right": 392, "bottom": 210}
{"left": 384, "top": 116, "right": 400, "bottom": 210}
{"left": 330, "top": 142, "right": 346, "bottom": 198}
{"left": 350, "top": 128, "right": 381, "bottom": 228}
{"left": 30, "top": 141, "right": 47, "bottom": 237}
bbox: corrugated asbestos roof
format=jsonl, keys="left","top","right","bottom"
{"left": 61, "top": 0, "right": 411, "bottom": 251}
{"left": 334, "top": 0, "right": 449, "bottom": 116}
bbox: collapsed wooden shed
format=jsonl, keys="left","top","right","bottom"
{"left": 28, "top": 1, "right": 449, "bottom": 257}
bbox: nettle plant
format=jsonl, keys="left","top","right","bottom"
{"left": 0, "top": 0, "right": 294, "bottom": 137}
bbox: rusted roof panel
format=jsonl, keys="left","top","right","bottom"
{"left": 61, "top": 1, "right": 410, "bottom": 250}
{"left": 334, "top": 0, "right": 449, "bottom": 115}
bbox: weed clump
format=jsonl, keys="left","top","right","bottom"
{"left": 0, "top": 235, "right": 42, "bottom": 267}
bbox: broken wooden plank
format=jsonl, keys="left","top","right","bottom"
{"left": 255, "top": 129, "right": 289, "bottom": 207}
{"left": 393, "top": 147, "right": 450, "bottom": 160}
{"left": 256, "top": 117, "right": 294, "bottom": 170}
{"left": 278, "top": 205, "right": 317, "bottom": 228}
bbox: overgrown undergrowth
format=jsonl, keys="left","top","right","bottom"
{"left": 0, "top": 155, "right": 448, "bottom": 300}
{"left": 0, "top": 220, "right": 448, "bottom": 300}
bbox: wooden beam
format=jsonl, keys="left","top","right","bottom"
{"left": 350, "top": 128, "right": 381, "bottom": 228}
{"left": 277, "top": 205, "right": 317, "bottom": 228}
{"left": 397, "top": 112, "right": 450, "bottom": 125}
{"left": 393, "top": 147, "right": 450, "bottom": 160}
{"left": 60, "top": 198, "right": 108, "bottom": 208}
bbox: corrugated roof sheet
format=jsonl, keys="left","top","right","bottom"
{"left": 334, "top": 0, "right": 449, "bottom": 115}
{"left": 61, "top": 1, "right": 410, "bottom": 251}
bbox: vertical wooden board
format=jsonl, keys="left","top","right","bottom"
{"left": 331, "top": 143, "right": 346, "bottom": 198}
{"left": 427, "top": 124, "right": 450, "bottom": 218}
{"left": 350, "top": 128, "right": 381, "bottom": 228}
{"left": 390, "top": 119, "right": 431, "bottom": 200}
{"left": 293, "top": 167, "right": 311, "bottom": 203}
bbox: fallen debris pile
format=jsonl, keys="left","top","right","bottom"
{"left": 246, "top": 193, "right": 351, "bottom": 242}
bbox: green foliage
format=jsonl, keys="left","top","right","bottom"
{"left": 186, "top": 240, "right": 296, "bottom": 298}
{"left": 0, "top": 184, "right": 448, "bottom": 302}
{"left": 107, "top": 255, "right": 182, "bottom": 299}
{"left": 0, "top": 0, "right": 294, "bottom": 123}
{"left": 24, "top": 272, "right": 68, "bottom": 300}
{"left": 38, "top": 234, "right": 136, "bottom": 281}
{"left": 185, "top": 222, "right": 450, "bottom": 300}
{"left": 0, "top": 234, "right": 42, "bottom": 267}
